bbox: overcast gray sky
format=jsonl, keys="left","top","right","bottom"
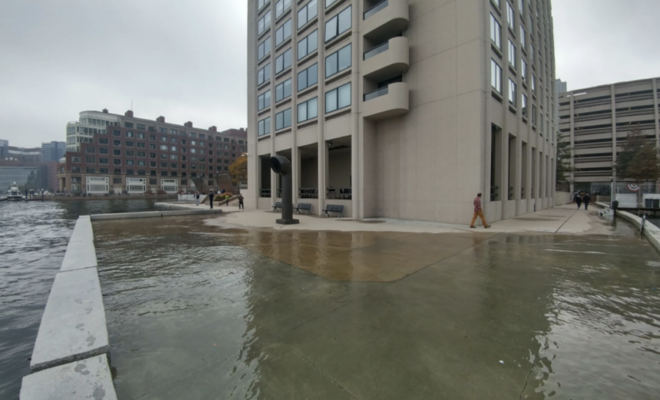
{"left": 0, "top": 0, "right": 658, "bottom": 147}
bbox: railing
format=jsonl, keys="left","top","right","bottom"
{"left": 364, "top": 0, "right": 388, "bottom": 20}
{"left": 363, "top": 86, "right": 389, "bottom": 102}
{"left": 364, "top": 41, "right": 389, "bottom": 60}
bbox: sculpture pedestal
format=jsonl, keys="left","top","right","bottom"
{"left": 276, "top": 218, "right": 299, "bottom": 225}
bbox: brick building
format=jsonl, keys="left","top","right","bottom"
{"left": 58, "top": 109, "right": 247, "bottom": 194}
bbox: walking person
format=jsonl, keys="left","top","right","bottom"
{"left": 470, "top": 193, "right": 491, "bottom": 229}
{"left": 195, "top": 191, "right": 200, "bottom": 206}
{"left": 209, "top": 191, "right": 214, "bottom": 209}
{"left": 583, "top": 193, "right": 591, "bottom": 210}
{"left": 238, "top": 194, "right": 244, "bottom": 210}
{"left": 225, "top": 194, "right": 230, "bottom": 206}
{"left": 576, "top": 193, "right": 582, "bottom": 209}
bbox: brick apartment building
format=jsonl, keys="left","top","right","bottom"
{"left": 58, "top": 109, "right": 247, "bottom": 194}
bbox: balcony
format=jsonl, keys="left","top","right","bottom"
{"left": 363, "top": 82, "right": 409, "bottom": 120}
{"left": 362, "top": 0, "right": 409, "bottom": 42}
{"left": 363, "top": 36, "right": 409, "bottom": 81}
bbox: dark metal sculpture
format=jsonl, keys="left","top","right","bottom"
{"left": 270, "top": 156, "right": 299, "bottom": 225}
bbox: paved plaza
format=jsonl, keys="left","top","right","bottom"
{"left": 93, "top": 206, "right": 660, "bottom": 399}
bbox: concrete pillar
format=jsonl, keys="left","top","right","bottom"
{"left": 569, "top": 93, "right": 575, "bottom": 193}
{"left": 611, "top": 84, "right": 617, "bottom": 195}
{"left": 316, "top": 6, "right": 327, "bottom": 216}
{"left": 351, "top": 1, "right": 360, "bottom": 218}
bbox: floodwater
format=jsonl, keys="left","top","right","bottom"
{"left": 94, "top": 215, "right": 660, "bottom": 400}
{"left": 0, "top": 198, "right": 159, "bottom": 399}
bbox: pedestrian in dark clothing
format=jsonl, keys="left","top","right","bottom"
{"left": 195, "top": 192, "right": 200, "bottom": 206}
{"left": 583, "top": 193, "right": 591, "bottom": 210}
{"left": 209, "top": 192, "right": 214, "bottom": 209}
{"left": 225, "top": 194, "right": 230, "bottom": 206}
{"left": 576, "top": 194, "right": 582, "bottom": 209}
{"left": 238, "top": 194, "right": 244, "bottom": 210}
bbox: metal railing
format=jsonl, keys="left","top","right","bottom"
{"left": 364, "top": 0, "right": 388, "bottom": 20}
{"left": 363, "top": 41, "right": 389, "bottom": 60}
{"left": 363, "top": 86, "right": 389, "bottom": 102}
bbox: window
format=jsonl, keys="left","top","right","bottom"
{"left": 325, "top": 44, "right": 351, "bottom": 78}
{"left": 275, "top": 0, "right": 291, "bottom": 18}
{"left": 113, "top": 149, "right": 121, "bottom": 156}
{"left": 86, "top": 167, "right": 95, "bottom": 173}
{"left": 138, "top": 151, "right": 145, "bottom": 157}
{"left": 71, "top": 166, "right": 81, "bottom": 173}
{"left": 297, "top": 97, "right": 318, "bottom": 122}
{"left": 508, "top": 79, "right": 517, "bottom": 106}
{"left": 257, "top": 63, "right": 271, "bottom": 85}
{"left": 492, "top": 0, "right": 501, "bottom": 8}
{"left": 161, "top": 153, "right": 169, "bottom": 159}
{"left": 126, "top": 160, "right": 135, "bottom": 166}
{"left": 258, "top": 117, "right": 271, "bottom": 137}
{"left": 297, "top": 64, "right": 318, "bottom": 92}
{"left": 99, "top": 158, "right": 108, "bottom": 164}
{"left": 100, "top": 168, "right": 109, "bottom": 173}
{"left": 149, "top": 144, "right": 156, "bottom": 150}
{"left": 491, "top": 59, "right": 502, "bottom": 93}
{"left": 99, "top": 138, "right": 109, "bottom": 144}
{"left": 326, "top": 0, "right": 339, "bottom": 8}
{"left": 99, "top": 148, "right": 108, "bottom": 154}
{"left": 530, "top": 43, "right": 535, "bottom": 63}
{"left": 275, "top": 19, "right": 292, "bottom": 46}
{"left": 258, "top": 10, "right": 271, "bottom": 35}
{"left": 490, "top": 14, "right": 501, "bottom": 50}
{"left": 325, "top": 82, "right": 351, "bottom": 113}
{"left": 508, "top": 40, "right": 516, "bottom": 66}
{"left": 137, "top": 142, "right": 145, "bottom": 148}
{"left": 532, "top": 73, "right": 536, "bottom": 94}
{"left": 113, "top": 140, "right": 121, "bottom": 146}
{"left": 85, "top": 157, "right": 95, "bottom": 163}
{"left": 258, "top": 37, "right": 271, "bottom": 61}
{"left": 275, "top": 48, "right": 292, "bottom": 74}
{"left": 532, "top": 104, "right": 537, "bottom": 125}
{"left": 521, "top": 58, "right": 527, "bottom": 81}
{"left": 113, "top": 159, "right": 121, "bottom": 165}
{"left": 149, "top": 135, "right": 156, "bottom": 141}
{"left": 126, "top": 141, "right": 134, "bottom": 147}
{"left": 258, "top": 90, "right": 272, "bottom": 111}
{"left": 137, "top": 132, "right": 145, "bottom": 139}
{"left": 325, "top": 6, "right": 351, "bottom": 42}
{"left": 275, "top": 78, "right": 292, "bottom": 102}
{"left": 298, "top": 0, "right": 317, "bottom": 29}
{"left": 258, "top": 0, "right": 269, "bottom": 11}
{"left": 160, "top": 144, "right": 168, "bottom": 151}
{"left": 160, "top": 136, "right": 167, "bottom": 142}
{"left": 86, "top": 146, "right": 95, "bottom": 153}
{"left": 126, "top": 150, "right": 135, "bottom": 156}
{"left": 518, "top": 0, "right": 524, "bottom": 16}
{"left": 113, "top": 130, "right": 120, "bottom": 137}
{"left": 125, "top": 122, "right": 134, "bottom": 128}
{"left": 521, "top": 94, "right": 528, "bottom": 118}
{"left": 298, "top": 30, "right": 318, "bottom": 60}
{"left": 520, "top": 25, "right": 526, "bottom": 49}
{"left": 137, "top": 170, "right": 146, "bottom": 175}
{"left": 506, "top": 2, "right": 515, "bottom": 31}
{"left": 275, "top": 109, "right": 292, "bottom": 130}
{"left": 126, "top": 131, "right": 134, "bottom": 138}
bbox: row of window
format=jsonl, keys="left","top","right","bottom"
{"left": 91, "top": 141, "right": 242, "bottom": 152}
{"left": 258, "top": 4, "right": 351, "bottom": 49}
{"left": 74, "top": 153, "right": 236, "bottom": 164}
{"left": 257, "top": 82, "right": 351, "bottom": 136}
{"left": 74, "top": 158, "right": 233, "bottom": 168}
{"left": 105, "top": 132, "right": 243, "bottom": 145}
{"left": 491, "top": 59, "right": 543, "bottom": 129}
{"left": 70, "top": 168, "right": 228, "bottom": 177}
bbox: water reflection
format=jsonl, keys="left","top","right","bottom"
{"left": 93, "top": 216, "right": 660, "bottom": 399}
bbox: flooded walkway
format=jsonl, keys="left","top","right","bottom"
{"left": 94, "top": 210, "right": 660, "bottom": 399}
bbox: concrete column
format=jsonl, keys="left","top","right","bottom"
{"left": 316, "top": 5, "right": 327, "bottom": 216}
{"left": 268, "top": 6, "right": 277, "bottom": 207}
{"left": 569, "top": 93, "right": 574, "bottom": 193}
{"left": 351, "top": 0, "right": 360, "bottom": 218}
{"left": 653, "top": 79, "right": 659, "bottom": 148}
{"left": 291, "top": 3, "right": 301, "bottom": 207}
{"left": 611, "top": 84, "right": 617, "bottom": 193}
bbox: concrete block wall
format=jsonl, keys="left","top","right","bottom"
{"left": 21, "top": 216, "right": 117, "bottom": 400}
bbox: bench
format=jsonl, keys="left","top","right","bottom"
{"left": 295, "top": 203, "right": 312, "bottom": 215}
{"left": 272, "top": 202, "right": 283, "bottom": 212}
{"left": 322, "top": 204, "right": 344, "bottom": 217}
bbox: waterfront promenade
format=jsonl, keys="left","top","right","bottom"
{"left": 92, "top": 205, "right": 660, "bottom": 399}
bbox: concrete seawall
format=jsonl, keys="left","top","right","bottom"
{"left": 91, "top": 208, "right": 222, "bottom": 220}
{"left": 596, "top": 202, "right": 660, "bottom": 254}
{"left": 20, "top": 216, "right": 117, "bottom": 399}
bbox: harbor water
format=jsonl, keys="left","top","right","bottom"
{"left": 0, "top": 199, "right": 159, "bottom": 399}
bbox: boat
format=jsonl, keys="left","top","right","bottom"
{"left": 6, "top": 182, "right": 25, "bottom": 201}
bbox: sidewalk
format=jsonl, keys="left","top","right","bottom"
{"left": 189, "top": 203, "right": 614, "bottom": 236}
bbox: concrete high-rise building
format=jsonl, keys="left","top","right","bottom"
{"left": 41, "top": 141, "right": 66, "bottom": 162}
{"left": 246, "top": 0, "right": 557, "bottom": 223}
{"left": 558, "top": 77, "right": 660, "bottom": 194}
{"left": 58, "top": 109, "right": 247, "bottom": 194}
{"left": 555, "top": 79, "right": 567, "bottom": 95}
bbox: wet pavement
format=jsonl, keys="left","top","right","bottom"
{"left": 93, "top": 213, "right": 660, "bottom": 400}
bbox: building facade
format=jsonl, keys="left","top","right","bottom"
{"left": 41, "top": 141, "right": 66, "bottom": 163}
{"left": 558, "top": 77, "right": 660, "bottom": 194}
{"left": 58, "top": 109, "right": 247, "bottom": 194}
{"left": 246, "top": 0, "right": 557, "bottom": 223}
